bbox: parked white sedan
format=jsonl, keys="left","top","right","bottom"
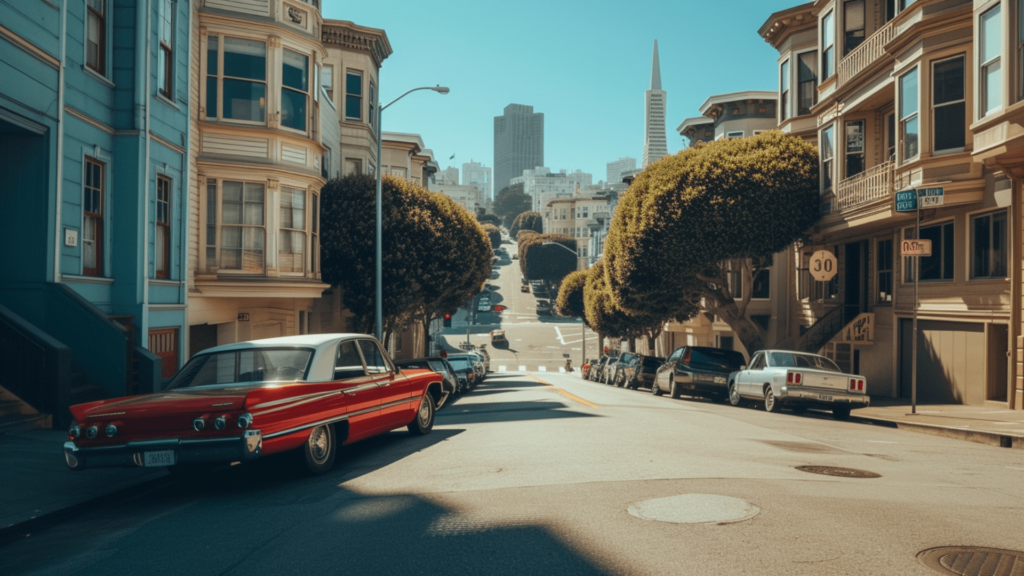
{"left": 728, "top": 350, "right": 869, "bottom": 420}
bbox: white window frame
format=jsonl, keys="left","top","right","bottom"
{"left": 204, "top": 179, "right": 268, "bottom": 274}
{"left": 932, "top": 54, "right": 966, "bottom": 155}
{"left": 204, "top": 36, "right": 269, "bottom": 125}
{"left": 899, "top": 66, "right": 920, "bottom": 164}
{"left": 979, "top": 4, "right": 1003, "bottom": 119}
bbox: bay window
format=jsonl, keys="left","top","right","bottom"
{"left": 281, "top": 49, "right": 309, "bottom": 131}
{"left": 877, "top": 239, "right": 893, "bottom": 303}
{"left": 156, "top": 175, "right": 171, "bottom": 278}
{"left": 83, "top": 157, "right": 104, "bottom": 276}
{"left": 311, "top": 193, "right": 319, "bottom": 274}
{"left": 933, "top": 55, "right": 965, "bottom": 153}
{"left": 797, "top": 52, "right": 817, "bottom": 115}
{"left": 971, "top": 210, "right": 1008, "bottom": 279}
{"left": 220, "top": 181, "right": 265, "bottom": 272}
{"left": 904, "top": 222, "right": 954, "bottom": 282}
{"left": 822, "top": 11, "right": 835, "bottom": 79}
{"left": 899, "top": 68, "right": 919, "bottom": 162}
{"left": 345, "top": 70, "right": 362, "bottom": 120}
{"left": 369, "top": 82, "right": 376, "bottom": 130}
{"left": 980, "top": 6, "right": 1002, "bottom": 117}
{"left": 206, "top": 37, "right": 267, "bottom": 123}
{"left": 322, "top": 64, "right": 333, "bottom": 100}
{"left": 279, "top": 187, "right": 306, "bottom": 273}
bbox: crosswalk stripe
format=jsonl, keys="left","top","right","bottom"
{"left": 558, "top": 367, "right": 566, "bottom": 373}
{"left": 498, "top": 365, "right": 506, "bottom": 372}
{"left": 518, "top": 365, "right": 526, "bottom": 371}
{"left": 538, "top": 366, "right": 547, "bottom": 372}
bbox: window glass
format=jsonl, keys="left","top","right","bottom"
{"left": 281, "top": 49, "right": 308, "bottom": 131}
{"left": 822, "top": 11, "right": 835, "bottom": 78}
{"left": 334, "top": 341, "right": 366, "bottom": 379}
{"left": 752, "top": 267, "right": 771, "bottom": 299}
{"left": 322, "top": 64, "right": 333, "bottom": 99}
{"left": 900, "top": 69, "right": 919, "bottom": 161}
{"left": 158, "top": 0, "right": 175, "bottom": 97}
{"left": 206, "top": 37, "right": 218, "bottom": 119}
{"left": 358, "top": 340, "right": 389, "bottom": 374}
{"left": 279, "top": 188, "right": 306, "bottom": 273}
{"left": 1019, "top": 0, "right": 1024, "bottom": 101}
{"left": 222, "top": 38, "right": 266, "bottom": 122}
{"left": 168, "top": 348, "right": 313, "bottom": 388}
{"left": 821, "top": 125, "right": 835, "bottom": 189}
{"left": 156, "top": 176, "right": 171, "bottom": 278}
{"left": 877, "top": 239, "right": 893, "bottom": 303}
{"left": 904, "top": 222, "right": 954, "bottom": 281}
{"left": 981, "top": 6, "right": 1002, "bottom": 117}
{"left": 86, "top": 0, "right": 105, "bottom": 74}
{"left": 205, "top": 180, "right": 217, "bottom": 267}
{"left": 83, "top": 158, "right": 104, "bottom": 276}
{"left": 797, "top": 52, "right": 817, "bottom": 115}
{"left": 221, "top": 182, "right": 265, "bottom": 272}
{"left": 844, "top": 0, "right": 865, "bottom": 55}
{"left": 933, "top": 56, "right": 965, "bottom": 152}
{"left": 224, "top": 38, "right": 266, "bottom": 80}
{"left": 971, "top": 210, "right": 1008, "bottom": 279}
{"left": 845, "top": 120, "right": 865, "bottom": 178}
{"left": 780, "top": 60, "right": 790, "bottom": 122}
{"left": 749, "top": 353, "right": 765, "bottom": 371}
{"left": 345, "top": 71, "right": 363, "bottom": 119}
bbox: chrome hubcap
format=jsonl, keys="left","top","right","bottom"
{"left": 309, "top": 426, "right": 329, "bottom": 463}
{"left": 418, "top": 398, "right": 431, "bottom": 426}
{"left": 765, "top": 389, "right": 774, "bottom": 410}
{"left": 730, "top": 385, "right": 738, "bottom": 403}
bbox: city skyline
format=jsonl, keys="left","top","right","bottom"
{"left": 322, "top": 0, "right": 796, "bottom": 180}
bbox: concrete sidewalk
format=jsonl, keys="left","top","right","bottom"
{"left": 851, "top": 399, "right": 1024, "bottom": 449}
{"left": 0, "top": 429, "right": 167, "bottom": 537}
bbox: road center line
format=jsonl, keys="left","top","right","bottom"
{"left": 529, "top": 375, "right": 599, "bottom": 408}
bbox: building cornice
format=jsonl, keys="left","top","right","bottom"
{"left": 321, "top": 20, "right": 392, "bottom": 68}
{"left": 759, "top": 2, "right": 817, "bottom": 47}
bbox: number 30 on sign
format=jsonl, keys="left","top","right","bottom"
{"left": 809, "top": 250, "right": 838, "bottom": 282}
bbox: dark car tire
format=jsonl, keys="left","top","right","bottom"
{"left": 728, "top": 381, "right": 742, "bottom": 406}
{"left": 408, "top": 394, "right": 435, "bottom": 435}
{"left": 651, "top": 379, "right": 663, "bottom": 395}
{"left": 302, "top": 423, "right": 337, "bottom": 474}
{"left": 670, "top": 376, "right": 682, "bottom": 399}
{"left": 764, "top": 385, "right": 782, "bottom": 413}
{"left": 832, "top": 406, "right": 851, "bottom": 421}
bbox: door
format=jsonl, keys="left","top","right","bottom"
{"left": 988, "top": 324, "right": 1009, "bottom": 402}
{"left": 358, "top": 339, "right": 414, "bottom": 429}
{"left": 844, "top": 241, "right": 866, "bottom": 324}
{"left": 899, "top": 319, "right": 985, "bottom": 404}
{"left": 658, "top": 348, "right": 682, "bottom": 392}
{"left": 334, "top": 339, "right": 384, "bottom": 442}
{"left": 740, "top": 353, "right": 766, "bottom": 396}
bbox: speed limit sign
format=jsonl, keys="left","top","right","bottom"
{"left": 809, "top": 250, "right": 838, "bottom": 282}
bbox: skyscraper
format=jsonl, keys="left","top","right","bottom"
{"left": 494, "top": 104, "right": 544, "bottom": 193}
{"left": 643, "top": 40, "right": 669, "bottom": 167}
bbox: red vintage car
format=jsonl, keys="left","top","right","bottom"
{"left": 63, "top": 334, "right": 445, "bottom": 475}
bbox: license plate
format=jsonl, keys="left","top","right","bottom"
{"left": 713, "top": 376, "right": 726, "bottom": 384}
{"left": 818, "top": 394, "right": 833, "bottom": 402}
{"left": 143, "top": 450, "right": 175, "bottom": 467}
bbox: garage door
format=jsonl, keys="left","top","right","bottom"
{"left": 899, "top": 319, "right": 984, "bottom": 405}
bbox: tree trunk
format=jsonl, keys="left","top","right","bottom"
{"left": 711, "top": 303, "right": 765, "bottom": 355}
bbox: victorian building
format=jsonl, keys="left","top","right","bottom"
{"left": 761, "top": 0, "right": 1019, "bottom": 409}
{"left": 0, "top": 0, "right": 192, "bottom": 426}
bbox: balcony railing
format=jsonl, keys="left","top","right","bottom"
{"left": 832, "top": 160, "right": 894, "bottom": 213}
{"left": 837, "top": 21, "right": 895, "bottom": 88}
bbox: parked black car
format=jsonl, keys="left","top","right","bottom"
{"left": 622, "top": 355, "right": 666, "bottom": 390}
{"left": 652, "top": 346, "right": 747, "bottom": 401}
{"left": 394, "top": 357, "right": 459, "bottom": 406}
{"left": 605, "top": 352, "right": 637, "bottom": 386}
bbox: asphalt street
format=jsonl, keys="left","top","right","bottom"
{"left": 3, "top": 370, "right": 1023, "bottom": 575}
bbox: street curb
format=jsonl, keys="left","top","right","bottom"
{"left": 0, "top": 473, "right": 174, "bottom": 548}
{"left": 849, "top": 414, "right": 1024, "bottom": 449}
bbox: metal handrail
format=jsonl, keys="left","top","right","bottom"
{"left": 833, "top": 160, "right": 893, "bottom": 213}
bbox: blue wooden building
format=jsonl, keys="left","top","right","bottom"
{"left": 0, "top": 0, "right": 191, "bottom": 427}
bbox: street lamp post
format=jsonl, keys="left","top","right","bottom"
{"left": 541, "top": 241, "right": 585, "bottom": 370}
{"left": 374, "top": 85, "right": 449, "bottom": 342}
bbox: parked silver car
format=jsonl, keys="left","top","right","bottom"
{"left": 728, "top": 350, "right": 869, "bottom": 420}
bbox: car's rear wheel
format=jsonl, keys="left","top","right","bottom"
{"left": 302, "top": 423, "right": 337, "bottom": 474}
{"left": 832, "top": 406, "right": 851, "bottom": 421}
{"left": 764, "top": 385, "right": 781, "bottom": 413}
{"left": 652, "top": 379, "right": 663, "bottom": 396}
{"left": 728, "top": 382, "right": 742, "bottom": 406}
{"left": 670, "top": 376, "right": 682, "bottom": 399}
{"left": 408, "top": 394, "right": 435, "bottom": 435}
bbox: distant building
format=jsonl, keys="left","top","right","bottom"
{"left": 606, "top": 157, "right": 637, "bottom": 185}
{"left": 642, "top": 40, "right": 669, "bottom": 167}
{"left": 511, "top": 167, "right": 593, "bottom": 212}
{"left": 494, "top": 104, "right": 544, "bottom": 192}
{"left": 543, "top": 187, "right": 617, "bottom": 270}
{"left": 435, "top": 166, "right": 459, "bottom": 185}
{"left": 676, "top": 91, "right": 777, "bottom": 147}
{"left": 381, "top": 132, "right": 437, "bottom": 187}
{"left": 462, "top": 160, "right": 493, "bottom": 201}
{"left": 429, "top": 182, "right": 485, "bottom": 214}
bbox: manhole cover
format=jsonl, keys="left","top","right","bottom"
{"left": 917, "top": 546, "right": 1024, "bottom": 575}
{"left": 627, "top": 494, "right": 760, "bottom": 525}
{"left": 795, "top": 465, "right": 881, "bottom": 478}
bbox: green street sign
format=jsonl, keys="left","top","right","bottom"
{"left": 895, "top": 190, "right": 917, "bottom": 212}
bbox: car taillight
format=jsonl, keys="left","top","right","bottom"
{"left": 849, "top": 378, "right": 864, "bottom": 391}
{"left": 68, "top": 420, "right": 81, "bottom": 440}
{"left": 786, "top": 372, "right": 802, "bottom": 385}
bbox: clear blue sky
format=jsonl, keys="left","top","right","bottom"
{"left": 323, "top": 0, "right": 800, "bottom": 183}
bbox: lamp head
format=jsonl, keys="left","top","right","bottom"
{"left": 433, "top": 86, "right": 450, "bottom": 94}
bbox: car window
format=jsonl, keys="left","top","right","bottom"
{"left": 768, "top": 352, "right": 841, "bottom": 372}
{"left": 358, "top": 340, "right": 390, "bottom": 375}
{"left": 168, "top": 348, "right": 313, "bottom": 388}
{"left": 687, "top": 348, "right": 747, "bottom": 371}
{"left": 749, "top": 353, "right": 765, "bottom": 371}
{"left": 667, "top": 348, "right": 682, "bottom": 362}
{"left": 335, "top": 341, "right": 366, "bottom": 380}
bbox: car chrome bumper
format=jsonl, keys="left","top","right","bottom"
{"left": 779, "top": 387, "right": 870, "bottom": 407}
{"left": 63, "top": 429, "right": 263, "bottom": 470}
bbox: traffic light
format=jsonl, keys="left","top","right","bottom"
{"left": 443, "top": 313, "right": 452, "bottom": 328}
